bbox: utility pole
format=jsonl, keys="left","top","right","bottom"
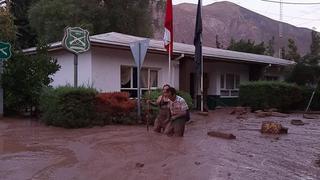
{"left": 261, "top": 0, "right": 320, "bottom": 58}
{"left": 279, "top": 0, "right": 283, "bottom": 58}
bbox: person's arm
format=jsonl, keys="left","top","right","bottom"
{"left": 171, "top": 111, "right": 187, "bottom": 120}
{"left": 147, "top": 95, "right": 162, "bottom": 106}
{"left": 156, "top": 95, "right": 163, "bottom": 105}
{"left": 171, "top": 98, "right": 188, "bottom": 120}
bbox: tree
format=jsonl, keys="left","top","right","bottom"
{"left": 28, "top": 0, "right": 153, "bottom": 43}
{"left": 227, "top": 39, "right": 266, "bottom": 55}
{"left": 286, "top": 31, "right": 320, "bottom": 86}
{"left": 215, "top": 35, "right": 222, "bottom": 49}
{"left": 0, "top": 5, "right": 16, "bottom": 43}
{"left": 286, "top": 62, "right": 320, "bottom": 86}
{"left": 9, "top": 0, "right": 37, "bottom": 49}
{"left": 1, "top": 44, "right": 60, "bottom": 113}
{"left": 265, "top": 36, "right": 275, "bottom": 56}
{"left": 285, "top": 38, "right": 300, "bottom": 62}
{"left": 310, "top": 30, "right": 320, "bottom": 56}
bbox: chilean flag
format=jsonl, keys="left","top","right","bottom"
{"left": 163, "top": 0, "right": 173, "bottom": 55}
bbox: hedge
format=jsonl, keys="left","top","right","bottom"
{"left": 239, "top": 81, "right": 303, "bottom": 111}
{"left": 40, "top": 87, "right": 138, "bottom": 128}
{"left": 39, "top": 86, "right": 97, "bottom": 128}
{"left": 39, "top": 86, "right": 193, "bottom": 128}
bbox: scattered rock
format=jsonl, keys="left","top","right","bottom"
{"left": 195, "top": 161, "right": 201, "bottom": 165}
{"left": 197, "top": 111, "right": 209, "bottom": 116}
{"left": 265, "top": 108, "right": 278, "bottom": 112}
{"left": 227, "top": 172, "right": 232, "bottom": 177}
{"left": 261, "top": 121, "right": 288, "bottom": 134}
{"left": 136, "top": 163, "right": 144, "bottom": 168}
{"left": 255, "top": 111, "right": 272, "bottom": 118}
{"left": 291, "top": 119, "right": 305, "bottom": 126}
{"left": 236, "top": 115, "right": 248, "bottom": 119}
{"left": 207, "top": 131, "right": 236, "bottom": 139}
{"left": 230, "top": 107, "right": 250, "bottom": 115}
{"left": 315, "top": 158, "right": 320, "bottom": 167}
{"left": 162, "top": 164, "right": 167, "bottom": 167}
{"left": 303, "top": 114, "right": 319, "bottom": 119}
{"left": 271, "top": 112, "right": 289, "bottom": 118}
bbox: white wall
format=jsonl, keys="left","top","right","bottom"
{"left": 91, "top": 47, "right": 179, "bottom": 92}
{"left": 204, "top": 62, "right": 249, "bottom": 96}
{"left": 50, "top": 50, "right": 92, "bottom": 87}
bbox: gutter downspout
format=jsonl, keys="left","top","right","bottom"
{"left": 172, "top": 54, "right": 185, "bottom": 88}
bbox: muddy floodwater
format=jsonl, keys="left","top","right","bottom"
{"left": 0, "top": 109, "right": 319, "bottom": 180}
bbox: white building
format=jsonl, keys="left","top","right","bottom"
{"left": 24, "top": 32, "right": 294, "bottom": 108}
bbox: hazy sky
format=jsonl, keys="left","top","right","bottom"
{"left": 172, "top": 0, "right": 320, "bottom": 31}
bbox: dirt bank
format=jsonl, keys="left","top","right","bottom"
{"left": 0, "top": 109, "right": 319, "bottom": 180}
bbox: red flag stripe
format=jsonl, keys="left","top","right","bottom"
{"left": 164, "top": 0, "right": 173, "bottom": 55}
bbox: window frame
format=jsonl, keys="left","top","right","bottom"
{"left": 120, "top": 66, "right": 159, "bottom": 92}
{"left": 220, "top": 73, "right": 240, "bottom": 98}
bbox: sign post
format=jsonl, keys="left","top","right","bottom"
{"left": 62, "top": 27, "right": 90, "bottom": 87}
{"left": 0, "top": 41, "right": 12, "bottom": 117}
{"left": 130, "top": 39, "right": 150, "bottom": 121}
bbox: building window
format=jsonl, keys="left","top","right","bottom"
{"left": 121, "top": 66, "right": 159, "bottom": 97}
{"left": 220, "top": 73, "right": 240, "bottom": 97}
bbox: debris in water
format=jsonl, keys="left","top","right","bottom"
{"left": 303, "top": 114, "right": 319, "bottom": 119}
{"left": 230, "top": 107, "right": 250, "bottom": 115}
{"left": 255, "top": 110, "right": 272, "bottom": 118}
{"left": 207, "top": 131, "right": 236, "bottom": 139}
{"left": 198, "top": 111, "right": 209, "bottom": 116}
{"left": 136, "top": 163, "right": 144, "bottom": 168}
{"left": 271, "top": 112, "right": 289, "bottom": 118}
{"left": 315, "top": 156, "right": 320, "bottom": 167}
{"left": 261, "top": 121, "right": 288, "bottom": 134}
{"left": 291, "top": 119, "right": 305, "bottom": 126}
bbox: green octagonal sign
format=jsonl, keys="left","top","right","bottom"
{"left": 0, "top": 42, "right": 12, "bottom": 60}
{"left": 62, "top": 27, "right": 90, "bottom": 54}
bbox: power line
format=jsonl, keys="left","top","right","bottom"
{"left": 261, "top": 0, "right": 320, "bottom": 5}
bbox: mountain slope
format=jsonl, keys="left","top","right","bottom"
{"left": 153, "top": 1, "right": 312, "bottom": 56}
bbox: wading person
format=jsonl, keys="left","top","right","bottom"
{"left": 150, "top": 84, "right": 171, "bottom": 133}
{"left": 165, "top": 87, "right": 189, "bottom": 137}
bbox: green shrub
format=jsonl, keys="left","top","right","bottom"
{"left": 39, "top": 86, "right": 97, "bottom": 128}
{"left": 239, "top": 81, "right": 303, "bottom": 111}
{"left": 177, "top": 90, "right": 193, "bottom": 109}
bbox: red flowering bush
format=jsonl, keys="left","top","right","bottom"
{"left": 95, "top": 92, "right": 135, "bottom": 114}
{"left": 94, "top": 92, "right": 137, "bottom": 124}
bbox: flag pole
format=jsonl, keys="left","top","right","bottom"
{"left": 200, "top": 0, "right": 204, "bottom": 112}
{"left": 169, "top": 45, "right": 171, "bottom": 85}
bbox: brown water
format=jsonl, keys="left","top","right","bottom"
{"left": 0, "top": 109, "right": 319, "bottom": 180}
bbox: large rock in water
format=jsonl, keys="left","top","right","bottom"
{"left": 261, "top": 121, "right": 288, "bottom": 134}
